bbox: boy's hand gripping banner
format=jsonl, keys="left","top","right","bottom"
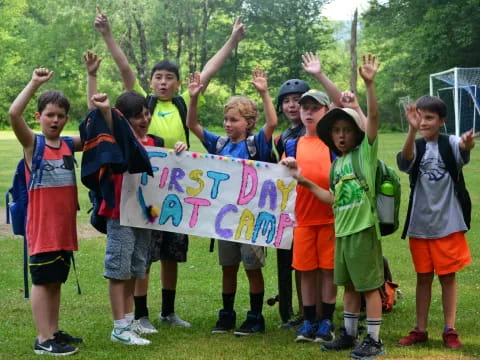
{"left": 120, "top": 147, "right": 296, "bottom": 249}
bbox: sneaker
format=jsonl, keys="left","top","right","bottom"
{"left": 322, "top": 327, "right": 356, "bottom": 351}
{"left": 131, "top": 317, "right": 158, "bottom": 334}
{"left": 233, "top": 311, "right": 265, "bottom": 336}
{"left": 34, "top": 338, "right": 78, "bottom": 356}
{"left": 398, "top": 328, "right": 428, "bottom": 346}
{"left": 442, "top": 328, "right": 462, "bottom": 349}
{"left": 349, "top": 334, "right": 385, "bottom": 359}
{"left": 314, "top": 319, "right": 335, "bottom": 343}
{"left": 212, "top": 310, "right": 236, "bottom": 334}
{"left": 295, "top": 320, "right": 316, "bottom": 342}
{"left": 278, "top": 315, "right": 304, "bottom": 329}
{"left": 159, "top": 313, "right": 191, "bottom": 328}
{"left": 53, "top": 330, "right": 83, "bottom": 344}
{"left": 110, "top": 327, "right": 151, "bottom": 345}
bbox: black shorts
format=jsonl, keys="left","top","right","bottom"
{"left": 29, "top": 251, "right": 72, "bottom": 285}
{"left": 149, "top": 231, "right": 188, "bottom": 263}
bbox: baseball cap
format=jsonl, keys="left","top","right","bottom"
{"left": 299, "top": 89, "right": 330, "bottom": 107}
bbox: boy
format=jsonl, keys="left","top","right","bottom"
{"left": 9, "top": 68, "right": 83, "bottom": 356}
{"left": 94, "top": 7, "right": 245, "bottom": 328}
{"left": 397, "top": 97, "right": 476, "bottom": 349}
{"left": 282, "top": 54, "right": 385, "bottom": 359}
{"left": 186, "top": 69, "right": 277, "bottom": 335}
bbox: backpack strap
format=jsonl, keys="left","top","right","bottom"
{"left": 149, "top": 134, "right": 165, "bottom": 147}
{"left": 215, "top": 136, "right": 230, "bottom": 155}
{"left": 284, "top": 138, "right": 298, "bottom": 158}
{"left": 245, "top": 135, "right": 258, "bottom": 160}
{"left": 61, "top": 136, "right": 75, "bottom": 153}
{"left": 29, "top": 134, "right": 46, "bottom": 189}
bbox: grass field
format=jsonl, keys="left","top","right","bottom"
{"left": 0, "top": 130, "right": 479, "bottom": 359}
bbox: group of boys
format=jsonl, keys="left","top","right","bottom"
{"left": 8, "top": 6, "right": 476, "bottom": 359}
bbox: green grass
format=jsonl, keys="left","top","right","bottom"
{"left": 0, "top": 131, "right": 479, "bottom": 359}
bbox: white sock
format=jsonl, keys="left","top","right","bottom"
{"left": 367, "top": 318, "right": 382, "bottom": 342}
{"left": 344, "top": 312, "right": 359, "bottom": 337}
{"left": 125, "top": 312, "right": 135, "bottom": 325}
{"left": 114, "top": 318, "right": 129, "bottom": 330}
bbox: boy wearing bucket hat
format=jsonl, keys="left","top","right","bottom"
{"left": 282, "top": 54, "right": 385, "bottom": 359}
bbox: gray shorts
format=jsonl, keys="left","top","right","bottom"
{"left": 104, "top": 218, "right": 151, "bottom": 280}
{"left": 149, "top": 230, "right": 188, "bottom": 263}
{"left": 218, "top": 240, "right": 265, "bottom": 270}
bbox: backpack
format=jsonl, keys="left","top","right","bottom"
{"left": 401, "top": 134, "right": 471, "bottom": 239}
{"left": 146, "top": 95, "right": 189, "bottom": 147}
{"left": 5, "top": 134, "right": 77, "bottom": 299}
{"left": 330, "top": 151, "right": 401, "bottom": 237}
{"left": 215, "top": 135, "right": 278, "bottom": 163}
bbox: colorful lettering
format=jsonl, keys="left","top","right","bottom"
{"left": 273, "top": 213, "right": 295, "bottom": 248}
{"left": 187, "top": 169, "right": 205, "bottom": 196}
{"left": 159, "top": 194, "right": 183, "bottom": 226}
{"left": 235, "top": 209, "right": 255, "bottom": 240}
{"left": 207, "top": 171, "right": 230, "bottom": 199}
{"left": 215, "top": 204, "right": 238, "bottom": 239}
{"left": 259, "top": 180, "right": 277, "bottom": 211}
{"left": 277, "top": 179, "right": 296, "bottom": 211}
{"left": 169, "top": 168, "right": 185, "bottom": 193}
{"left": 237, "top": 164, "right": 258, "bottom": 205}
{"left": 251, "top": 211, "right": 276, "bottom": 244}
{"left": 184, "top": 197, "right": 211, "bottom": 228}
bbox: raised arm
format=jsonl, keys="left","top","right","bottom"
{"left": 186, "top": 72, "right": 205, "bottom": 142}
{"left": 199, "top": 16, "right": 245, "bottom": 91}
{"left": 459, "top": 129, "right": 479, "bottom": 152}
{"left": 339, "top": 90, "right": 367, "bottom": 130}
{"left": 358, "top": 54, "right": 380, "bottom": 144}
{"left": 250, "top": 68, "right": 277, "bottom": 141}
{"left": 8, "top": 68, "right": 53, "bottom": 152}
{"left": 84, "top": 50, "right": 102, "bottom": 110}
{"left": 302, "top": 52, "right": 342, "bottom": 107}
{"left": 94, "top": 6, "right": 136, "bottom": 90}
{"left": 91, "top": 93, "right": 113, "bottom": 132}
{"left": 400, "top": 104, "right": 419, "bottom": 161}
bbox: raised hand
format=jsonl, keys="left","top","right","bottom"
{"left": 187, "top": 72, "right": 204, "bottom": 98}
{"left": 84, "top": 50, "right": 102, "bottom": 76}
{"left": 405, "top": 104, "right": 420, "bottom": 130}
{"left": 250, "top": 67, "right": 268, "bottom": 94}
{"left": 460, "top": 129, "right": 480, "bottom": 151}
{"left": 91, "top": 93, "right": 110, "bottom": 111}
{"left": 302, "top": 52, "right": 322, "bottom": 76}
{"left": 94, "top": 6, "right": 111, "bottom": 35}
{"left": 32, "top": 68, "right": 53, "bottom": 85}
{"left": 359, "top": 54, "right": 380, "bottom": 84}
{"left": 231, "top": 16, "right": 246, "bottom": 45}
{"left": 339, "top": 90, "right": 360, "bottom": 109}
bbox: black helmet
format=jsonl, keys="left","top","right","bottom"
{"left": 277, "top": 79, "right": 310, "bottom": 112}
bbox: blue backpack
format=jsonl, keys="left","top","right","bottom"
{"left": 5, "top": 134, "right": 79, "bottom": 299}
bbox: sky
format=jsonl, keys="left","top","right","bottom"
{"left": 322, "top": 0, "right": 372, "bottom": 21}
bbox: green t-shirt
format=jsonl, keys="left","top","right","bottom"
{"left": 331, "top": 136, "right": 379, "bottom": 237}
{"left": 133, "top": 80, "right": 205, "bottom": 148}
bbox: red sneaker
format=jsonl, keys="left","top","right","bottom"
{"left": 443, "top": 328, "right": 462, "bottom": 349}
{"left": 398, "top": 328, "right": 428, "bottom": 346}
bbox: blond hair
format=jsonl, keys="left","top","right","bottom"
{"left": 223, "top": 96, "right": 258, "bottom": 133}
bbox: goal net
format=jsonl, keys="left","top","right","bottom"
{"left": 430, "top": 67, "right": 480, "bottom": 136}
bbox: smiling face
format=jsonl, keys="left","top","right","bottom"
{"left": 150, "top": 69, "right": 180, "bottom": 101}
{"left": 330, "top": 118, "right": 358, "bottom": 155}
{"left": 223, "top": 108, "right": 252, "bottom": 143}
{"left": 129, "top": 106, "right": 151, "bottom": 141}
{"left": 417, "top": 109, "right": 445, "bottom": 141}
{"left": 281, "top": 93, "right": 302, "bottom": 125}
{"left": 299, "top": 98, "right": 328, "bottom": 135}
{"left": 35, "top": 103, "right": 68, "bottom": 140}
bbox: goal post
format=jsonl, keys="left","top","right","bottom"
{"left": 429, "top": 67, "right": 480, "bottom": 136}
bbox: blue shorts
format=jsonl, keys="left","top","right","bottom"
{"left": 104, "top": 218, "right": 151, "bottom": 280}
{"left": 29, "top": 251, "right": 72, "bottom": 285}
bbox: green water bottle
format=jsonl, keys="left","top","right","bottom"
{"left": 380, "top": 181, "right": 394, "bottom": 196}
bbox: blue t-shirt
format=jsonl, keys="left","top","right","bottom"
{"left": 202, "top": 128, "right": 272, "bottom": 161}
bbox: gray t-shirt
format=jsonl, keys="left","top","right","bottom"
{"left": 397, "top": 136, "right": 469, "bottom": 238}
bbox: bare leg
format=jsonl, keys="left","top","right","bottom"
{"left": 245, "top": 268, "right": 264, "bottom": 294}
{"left": 31, "top": 282, "right": 62, "bottom": 343}
{"left": 439, "top": 272, "right": 456, "bottom": 329}
{"left": 416, "top": 272, "right": 434, "bottom": 332}
{"left": 222, "top": 264, "right": 239, "bottom": 293}
{"left": 109, "top": 279, "right": 126, "bottom": 320}
{"left": 301, "top": 269, "right": 319, "bottom": 306}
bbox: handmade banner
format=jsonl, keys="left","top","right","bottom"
{"left": 120, "top": 147, "right": 297, "bottom": 249}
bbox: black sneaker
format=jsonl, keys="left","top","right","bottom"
{"left": 54, "top": 330, "right": 83, "bottom": 344}
{"left": 212, "top": 309, "right": 236, "bottom": 334}
{"left": 322, "top": 327, "right": 356, "bottom": 351}
{"left": 349, "top": 334, "right": 385, "bottom": 359}
{"left": 233, "top": 311, "right": 265, "bottom": 336}
{"left": 34, "top": 338, "right": 78, "bottom": 356}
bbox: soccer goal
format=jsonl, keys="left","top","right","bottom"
{"left": 430, "top": 67, "right": 480, "bottom": 136}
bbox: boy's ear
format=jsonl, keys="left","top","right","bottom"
{"left": 34, "top": 112, "right": 41, "bottom": 122}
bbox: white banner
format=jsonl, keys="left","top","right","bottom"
{"left": 120, "top": 147, "right": 296, "bottom": 249}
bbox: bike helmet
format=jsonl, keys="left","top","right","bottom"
{"left": 276, "top": 79, "right": 310, "bottom": 112}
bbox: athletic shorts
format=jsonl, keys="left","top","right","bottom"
{"left": 29, "top": 251, "right": 72, "bottom": 285}
{"left": 292, "top": 224, "right": 335, "bottom": 271}
{"left": 334, "top": 226, "right": 384, "bottom": 292}
{"left": 409, "top": 231, "right": 471, "bottom": 275}
{"left": 104, "top": 218, "right": 151, "bottom": 280}
{"left": 149, "top": 230, "right": 188, "bottom": 263}
{"left": 218, "top": 240, "right": 265, "bottom": 270}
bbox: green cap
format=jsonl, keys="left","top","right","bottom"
{"left": 299, "top": 89, "right": 330, "bottom": 107}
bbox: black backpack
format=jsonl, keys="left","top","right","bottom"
{"left": 401, "top": 134, "right": 472, "bottom": 239}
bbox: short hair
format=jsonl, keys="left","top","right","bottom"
{"left": 223, "top": 96, "right": 259, "bottom": 133}
{"left": 115, "top": 91, "right": 148, "bottom": 121}
{"left": 416, "top": 95, "right": 447, "bottom": 118}
{"left": 150, "top": 60, "right": 180, "bottom": 80}
{"left": 37, "top": 90, "right": 70, "bottom": 114}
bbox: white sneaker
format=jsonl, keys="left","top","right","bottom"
{"left": 111, "top": 327, "right": 151, "bottom": 345}
{"left": 131, "top": 317, "right": 158, "bottom": 334}
{"left": 159, "top": 313, "right": 191, "bottom": 328}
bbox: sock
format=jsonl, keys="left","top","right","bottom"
{"left": 134, "top": 295, "right": 149, "bottom": 319}
{"left": 250, "top": 292, "right": 264, "bottom": 315}
{"left": 125, "top": 312, "right": 134, "bottom": 325}
{"left": 114, "top": 318, "right": 129, "bottom": 329}
{"left": 444, "top": 325, "right": 455, "bottom": 333}
{"left": 344, "top": 312, "right": 359, "bottom": 338}
{"left": 321, "top": 302, "right": 336, "bottom": 321}
{"left": 367, "top": 318, "right": 382, "bottom": 342}
{"left": 222, "top": 292, "right": 236, "bottom": 312}
{"left": 161, "top": 289, "right": 176, "bottom": 317}
{"left": 303, "top": 305, "right": 316, "bottom": 323}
